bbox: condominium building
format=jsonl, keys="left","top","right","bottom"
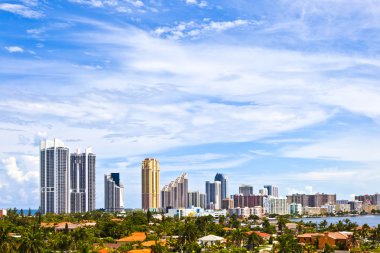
{"left": 161, "top": 173, "right": 188, "bottom": 209}
{"left": 40, "top": 139, "right": 70, "bottom": 214}
{"left": 267, "top": 196, "right": 288, "bottom": 215}
{"left": 239, "top": 184, "right": 253, "bottom": 196}
{"left": 141, "top": 158, "right": 160, "bottom": 210}
{"left": 70, "top": 148, "right": 96, "bottom": 213}
{"left": 104, "top": 173, "right": 124, "bottom": 212}
{"left": 287, "top": 193, "right": 336, "bottom": 207}
{"left": 214, "top": 173, "right": 228, "bottom": 200}
{"left": 188, "top": 191, "right": 200, "bottom": 208}
{"left": 200, "top": 193, "right": 206, "bottom": 209}
{"left": 264, "top": 185, "right": 279, "bottom": 197}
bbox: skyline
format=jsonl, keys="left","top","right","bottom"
{"left": 1, "top": 0, "right": 380, "bottom": 209}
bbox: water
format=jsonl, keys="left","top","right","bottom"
{"left": 291, "top": 215, "right": 380, "bottom": 227}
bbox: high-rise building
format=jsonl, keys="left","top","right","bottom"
{"left": 40, "top": 139, "right": 70, "bottom": 214}
{"left": 239, "top": 184, "right": 253, "bottom": 196}
{"left": 161, "top": 173, "right": 188, "bottom": 209}
{"left": 286, "top": 193, "right": 336, "bottom": 207}
{"left": 214, "top": 173, "right": 228, "bottom": 200}
{"left": 213, "top": 181, "right": 222, "bottom": 210}
{"left": 104, "top": 173, "right": 124, "bottom": 212}
{"left": 259, "top": 188, "right": 268, "bottom": 196}
{"left": 141, "top": 158, "right": 160, "bottom": 210}
{"left": 205, "top": 181, "right": 211, "bottom": 208}
{"left": 264, "top": 185, "right": 279, "bottom": 197}
{"left": 70, "top": 148, "right": 96, "bottom": 213}
{"left": 200, "top": 193, "right": 206, "bottom": 209}
{"left": 267, "top": 196, "right": 288, "bottom": 215}
{"left": 188, "top": 191, "right": 200, "bottom": 207}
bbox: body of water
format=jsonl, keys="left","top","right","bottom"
{"left": 291, "top": 215, "right": 380, "bottom": 227}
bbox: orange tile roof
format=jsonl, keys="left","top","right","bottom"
{"left": 297, "top": 233, "right": 321, "bottom": 238}
{"left": 141, "top": 240, "right": 166, "bottom": 247}
{"left": 328, "top": 232, "right": 348, "bottom": 240}
{"left": 117, "top": 232, "right": 146, "bottom": 243}
{"left": 128, "top": 249, "right": 151, "bottom": 253}
{"left": 245, "top": 231, "right": 271, "bottom": 238}
{"left": 223, "top": 227, "right": 234, "bottom": 231}
{"left": 98, "top": 248, "right": 108, "bottom": 253}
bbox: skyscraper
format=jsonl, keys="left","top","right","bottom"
{"left": 142, "top": 158, "right": 160, "bottom": 210}
{"left": 239, "top": 184, "right": 253, "bottom": 196}
{"left": 70, "top": 148, "right": 96, "bottom": 213}
{"left": 264, "top": 185, "right": 279, "bottom": 197}
{"left": 40, "top": 139, "right": 70, "bottom": 214}
{"left": 188, "top": 191, "right": 200, "bottom": 208}
{"left": 161, "top": 173, "right": 188, "bottom": 209}
{"left": 205, "top": 181, "right": 211, "bottom": 208}
{"left": 214, "top": 173, "right": 228, "bottom": 200}
{"left": 104, "top": 173, "right": 124, "bottom": 212}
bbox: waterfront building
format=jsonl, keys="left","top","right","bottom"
{"left": 289, "top": 203, "right": 303, "bottom": 215}
{"left": 104, "top": 173, "right": 124, "bottom": 212}
{"left": 287, "top": 193, "right": 336, "bottom": 207}
{"left": 321, "top": 204, "right": 336, "bottom": 214}
{"left": 348, "top": 200, "right": 363, "bottom": 213}
{"left": 264, "top": 185, "right": 279, "bottom": 197}
{"left": 70, "top": 148, "right": 96, "bottom": 213}
{"left": 141, "top": 158, "right": 160, "bottom": 210}
{"left": 267, "top": 196, "right": 288, "bottom": 215}
{"left": 166, "top": 207, "right": 227, "bottom": 219}
{"left": 336, "top": 203, "right": 351, "bottom": 213}
{"left": 239, "top": 184, "right": 253, "bottom": 196}
{"left": 205, "top": 180, "right": 222, "bottom": 209}
{"left": 40, "top": 139, "right": 70, "bottom": 214}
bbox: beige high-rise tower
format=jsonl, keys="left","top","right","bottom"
{"left": 141, "top": 158, "right": 160, "bottom": 210}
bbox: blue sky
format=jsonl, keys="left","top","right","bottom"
{"left": 1, "top": 0, "right": 380, "bottom": 209}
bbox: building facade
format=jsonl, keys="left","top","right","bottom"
{"left": 70, "top": 148, "right": 96, "bottom": 213}
{"left": 40, "top": 139, "right": 70, "bottom": 214}
{"left": 141, "top": 158, "right": 160, "bottom": 210}
{"left": 239, "top": 184, "right": 253, "bottom": 196}
{"left": 214, "top": 173, "right": 228, "bottom": 200}
{"left": 264, "top": 185, "right": 279, "bottom": 197}
{"left": 104, "top": 173, "right": 124, "bottom": 212}
{"left": 161, "top": 173, "right": 188, "bottom": 209}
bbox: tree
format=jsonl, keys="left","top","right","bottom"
{"left": 18, "top": 225, "right": 45, "bottom": 253}
{"left": 246, "top": 232, "right": 263, "bottom": 251}
{"left": 275, "top": 232, "right": 303, "bottom": 253}
{"left": 0, "top": 221, "right": 16, "bottom": 253}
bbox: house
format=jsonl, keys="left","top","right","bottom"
{"left": 298, "top": 232, "right": 353, "bottom": 250}
{"left": 198, "top": 234, "right": 225, "bottom": 246}
{"left": 245, "top": 231, "right": 271, "bottom": 240}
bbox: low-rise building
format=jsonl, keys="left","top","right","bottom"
{"left": 298, "top": 232, "right": 353, "bottom": 250}
{"left": 289, "top": 203, "right": 303, "bottom": 215}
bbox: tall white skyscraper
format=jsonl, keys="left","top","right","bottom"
{"left": 40, "top": 139, "right": 96, "bottom": 214}
{"left": 40, "top": 139, "right": 70, "bottom": 214}
{"left": 214, "top": 173, "right": 228, "bottom": 200}
{"left": 105, "top": 173, "right": 124, "bottom": 212}
{"left": 70, "top": 148, "right": 96, "bottom": 213}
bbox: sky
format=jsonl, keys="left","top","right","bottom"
{"left": 1, "top": 0, "right": 380, "bottom": 209}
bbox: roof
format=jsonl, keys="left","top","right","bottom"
{"left": 245, "top": 231, "right": 271, "bottom": 238}
{"left": 297, "top": 233, "right": 321, "bottom": 238}
{"left": 198, "top": 235, "right": 224, "bottom": 242}
{"left": 328, "top": 232, "right": 349, "bottom": 240}
{"left": 141, "top": 240, "right": 166, "bottom": 247}
{"left": 128, "top": 249, "right": 151, "bottom": 253}
{"left": 98, "top": 249, "right": 108, "bottom": 253}
{"left": 117, "top": 232, "right": 146, "bottom": 243}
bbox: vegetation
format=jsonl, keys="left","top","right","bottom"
{"left": 1, "top": 209, "right": 380, "bottom": 252}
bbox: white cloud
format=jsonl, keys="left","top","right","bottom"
{"left": 4, "top": 46, "right": 24, "bottom": 53}
{"left": 0, "top": 3, "right": 42, "bottom": 18}
{"left": 185, "top": 0, "right": 207, "bottom": 8}
{"left": 1, "top": 156, "right": 39, "bottom": 183}
{"left": 154, "top": 19, "right": 253, "bottom": 39}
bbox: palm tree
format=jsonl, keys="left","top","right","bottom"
{"left": 0, "top": 221, "right": 16, "bottom": 253}
{"left": 230, "top": 228, "right": 245, "bottom": 247}
{"left": 246, "top": 232, "right": 263, "bottom": 251}
{"left": 275, "top": 233, "right": 303, "bottom": 253}
{"left": 18, "top": 226, "right": 45, "bottom": 253}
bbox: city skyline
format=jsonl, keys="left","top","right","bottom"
{"left": 1, "top": 1, "right": 380, "bottom": 209}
